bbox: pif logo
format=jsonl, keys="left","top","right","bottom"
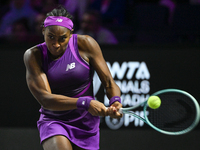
{"left": 105, "top": 110, "right": 149, "bottom": 130}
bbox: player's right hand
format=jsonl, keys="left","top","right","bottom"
{"left": 88, "top": 100, "right": 108, "bottom": 116}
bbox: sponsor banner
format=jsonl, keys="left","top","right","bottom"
{"left": 94, "top": 46, "right": 200, "bottom": 130}
{"left": 94, "top": 61, "right": 151, "bottom": 129}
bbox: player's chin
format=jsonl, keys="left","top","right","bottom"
{"left": 50, "top": 49, "right": 61, "bottom": 55}
{"left": 49, "top": 50, "right": 63, "bottom": 58}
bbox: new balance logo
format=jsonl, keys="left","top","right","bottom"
{"left": 56, "top": 19, "right": 63, "bottom": 22}
{"left": 66, "top": 62, "right": 75, "bottom": 71}
{"left": 82, "top": 101, "right": 85, "bottom": 105}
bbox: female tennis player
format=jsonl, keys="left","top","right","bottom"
{"left": 23, "top": 6, "right": 122, "bottom": 150}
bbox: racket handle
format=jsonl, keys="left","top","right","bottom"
{"left": 119, "top": 108, "right": 123, "bottom": 114}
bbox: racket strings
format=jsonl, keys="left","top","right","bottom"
{"left": 147, "top": 92, "right": 197, "bottom": 132}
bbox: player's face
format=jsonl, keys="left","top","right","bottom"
{"left": 43, "top": 25, "right": 72, "bottom": 59}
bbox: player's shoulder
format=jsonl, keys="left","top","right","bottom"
{"left": 77, "top": 34, "right": 94, "bottom": 45}
{"left": 77, "top": 34, "right": 99, "bottom": 51}
{"left": 24, "top": 45, "right": 41, "bottom": 62}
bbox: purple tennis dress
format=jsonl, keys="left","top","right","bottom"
{"left": 37, "top": 34, "right": 100, "bottom": 149}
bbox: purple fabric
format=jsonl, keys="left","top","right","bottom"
{"left": 37, "top": 34, "right": 99, "bottom": 149}
{"left": 38, "top": 35, "right": 94, "bottom": 97}
{"left": 44, "top": 16, "right": 73, "bottom": 30}
{"left": 109, "top": 96, "right": 121, "bottom": 106}
{"left": 77, "top": 97, "right": 93, "bottom": 110}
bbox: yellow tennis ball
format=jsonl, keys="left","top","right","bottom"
{"left": 147, "top": 96, "right": 161, "bottom": 109}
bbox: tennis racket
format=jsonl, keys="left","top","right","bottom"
{"left": 118, "top": 89, "right": 200, "bottom": 135}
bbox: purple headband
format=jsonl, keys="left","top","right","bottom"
{"left": 44, "top": 16, "right": 73, "bottom": 30}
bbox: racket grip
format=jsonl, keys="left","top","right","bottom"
{"left": 118, "top": 108, "right": 123, "bottom": 114}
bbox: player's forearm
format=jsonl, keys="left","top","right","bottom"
{"left": 105, "top": 82, "right": 121, "bottom": 99}
{"left": 38, "top": 93, "right": 78, "bottom": 111}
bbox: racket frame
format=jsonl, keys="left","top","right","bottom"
{"left": 119, "top": 89, "right": 200, "bottom": 135}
